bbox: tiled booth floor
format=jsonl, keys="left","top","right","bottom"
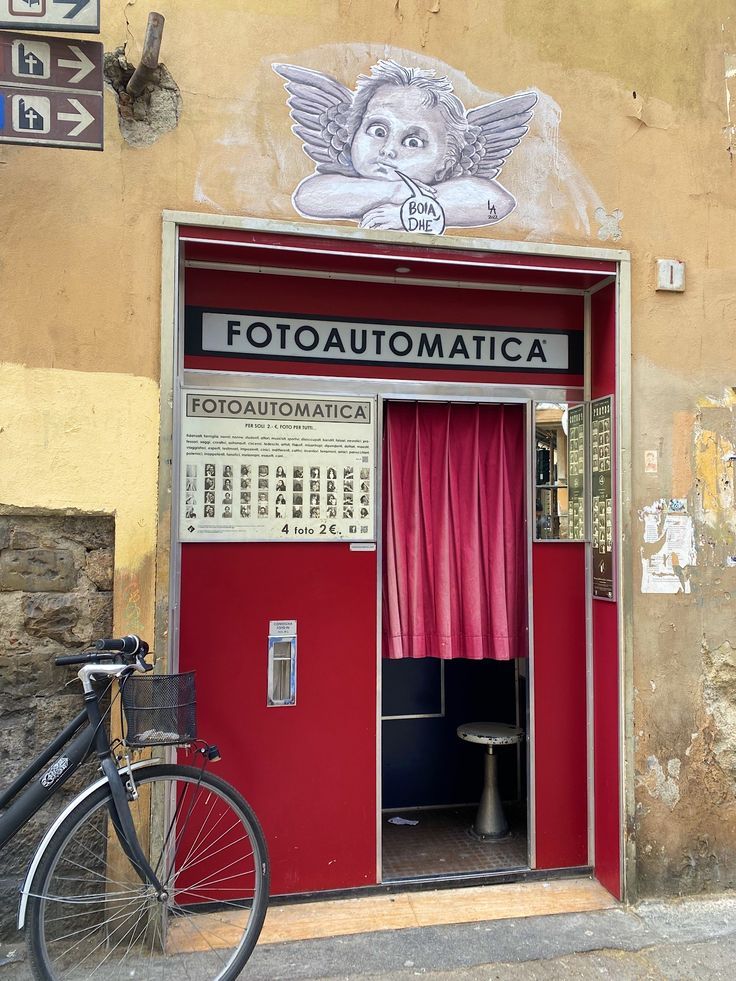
{"left": 382, "top": 805, "right": 528, "bottom": 880}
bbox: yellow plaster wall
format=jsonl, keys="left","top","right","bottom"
{"left": 0, "top": 363, "right": 159, "bottom": 635}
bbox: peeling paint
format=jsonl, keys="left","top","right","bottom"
{"left": 702, "top": 640, "right": 736, "bottom": 778}
{"left": 594, "top": 207, "right": 623, "bottom": 241}
{"left": 638, "top": 755, "right": 681, "bottom": 810}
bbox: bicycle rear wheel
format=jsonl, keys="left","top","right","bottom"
{"left": 26, "top": 762, "right": 269, "bottom": 981}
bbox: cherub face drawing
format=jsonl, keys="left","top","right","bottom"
{"left": 273, "top": 59, "right": 537, "bottom": 234}
{"left": 350, "top": 86, "right": 449, "bottom": 184}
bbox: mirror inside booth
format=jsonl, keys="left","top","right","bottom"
{"left": 380, "top": 400, "right": 528, "bottom": 881}
{"left": 535, "top": 402, "right": 586, "bottom": 541}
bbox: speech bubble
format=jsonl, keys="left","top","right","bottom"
{"left": 397, "top": 172, "right": 446, "bottom": 235}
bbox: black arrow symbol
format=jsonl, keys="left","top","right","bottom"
{"left": 53, "top": 0, "right": 91, "bottom": 18}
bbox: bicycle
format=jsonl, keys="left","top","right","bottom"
{"left": 0, "top": 635, "right": 270, "bottom": 980}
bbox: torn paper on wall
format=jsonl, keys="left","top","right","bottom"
{"left": 639, "top": 499, "right": 696, "bottom": 594}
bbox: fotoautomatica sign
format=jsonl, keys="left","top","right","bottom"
{"left": 185, "top": 309, "right": 580, "bottom": 374}
{"left": 180, "top": 391, "right": 376, "bottom": 542}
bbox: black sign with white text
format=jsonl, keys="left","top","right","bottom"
{"left": 185, "top": 308, "right": 583, "bottom": 375}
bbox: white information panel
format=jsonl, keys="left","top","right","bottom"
{"left": 180, "top": 391, "right": 377, "bottom": 542}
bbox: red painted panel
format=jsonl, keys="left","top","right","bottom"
{"left": 532, "top": 542, "right": 588, "bottom": 869}
{"left": 590, "top": 280, "right": 622, "bottom": 899}
{"left": 591, "top": 283, "right": 616, "bottom": 399}
{"left": 184, "top": 268, "right": 584, "bottom": 388}
{"left": 593, "top": 600, "right": 621, "bottom": 898}
{"left": 179, "top": 542, "right": 378, "bottom": 895}
{"left": 180, "top": 225, "right": 617, "bottom": 276}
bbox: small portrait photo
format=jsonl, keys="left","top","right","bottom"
{"left": 185, "top": 494, "right": 195, "bottom": 506}
{"left": 344, "top": 494, "right": 353, "bottom": 505}
{"left": 275, "top": 506, "right": 285, "bottom": 518}
{"left": 259, "top": 465, "right": 269, "bottom": 476}
{"left": 293, "top": 494, "right": 303, "bottom": 505}
{"left": 258, "top": 505, "right": 268, "bottom": 516}
{"left": 223, "top": 478, "right": 232, "bottom": 491}
{"left": 205, "top": 464, "right": 215, "bottom": 477}
{"left": 240, "top": 506, "right": 251, "bottom": 518}
{"left": 241, "top": 477, "right": 251, "bottom": 489}
{"left": 223, "top": 465, "right": 233, "bottom": 478}
{"left": 240, "top": 464, "right": 251, "bottom": 475}
{"left": 223, "top": 493, "right": 232, "bottom": 504}
{"left": 293, "top": 506, "right": 303, "bottom": 517}
{"left": 223, "top": 506, "right": 232, "bottom": 518}
{"left": 276, "top": 479, "right": 287, "bottom": 492}
{"left": 293, "top": 480, "right": 303, "bottom": 492}
{"left": 327, "top": 507, "right": 337, "bottom": 518}
{"left": 343, "top": 507, "right": 353, "bottom": 519}
{"left": 360, "top": 507, "right": 369, "bottom": 518}
{"left": 327, "top": 480, "right": 336, "bottom": 492}
{"left": 327, "top": 494, "right": 337, "bottom": 506}
{"left": 185, "top": 478, "right": 197, "bottom": 492}
{"left": 186, "top": 464, "right": 198, "bottom": 478}
{"left": 276, "top": 494, "right": 286, "bottom": 505}
{"left": 258, "top": 494, "right": 268, "bottom": 505}
{"left": 205, "top": 492, "right": 215, "bottom": 504}
{"left": 360, "top": 481, "right": 370, "bottom": 492}
{"left": 310, "top": 466, "right": 320, "bottom": 479}
{"left": 327, "top": 467, "right": 337, "bottom": 480}
{"left": 343, "top": 480, "right": 353, "bottom": 493}
{"left": 185, "top": 508, "right": 196, "bottom": 519}
{"left": 276, "top": 466, "right": 287, "bottom": 478}
{"left": 310, "top": 480, "right": 320, "bottom": 492}
{"left": 204, "top": 505, "right": 215, "bottom": 518}
{"left": 204, "top": 477, "right": 215, "bottom": 490}
{"left": 310, "top": 494, "right": 320, "bottom": 506}
{"left": 343, "top": 467, "right": 353, "bottom": 478}
{"left": 259, "top": 478, "right": 269, "bottom": 490}
{"left": 241, "top": 491, "right": 251, "bottom": 503}
{"left": 360, "top": 495, "right": 369, "bottom": 505}
{"left": 360, "top": 468, "right": 370, "bottom": 480}
{"left": 310, "top": 507, "right": 320, "bottom": 518}
{"left": 293, "top": 466, "right": 303, "bottom": 478}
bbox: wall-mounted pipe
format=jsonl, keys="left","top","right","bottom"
{"left": 126, "top": 12, "right": 165, "bottom": 99}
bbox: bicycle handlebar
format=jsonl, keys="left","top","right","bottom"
{"left": 95, "top": 635, "right": 145, "bottom": 655}
{"left": 54, "top": 635, "right": 151, "bottom": 668}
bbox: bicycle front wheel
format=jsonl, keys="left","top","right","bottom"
{"left": 26, "top": 762, "right": 269, "bottom": 981}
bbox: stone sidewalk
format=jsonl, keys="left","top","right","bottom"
{"left": 2, "top": 892, "right": 734, "bottom": 979}
{"left": 244, "top": 893, "right": 736, "bottom": 980}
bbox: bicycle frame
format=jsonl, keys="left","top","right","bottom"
{"left": 1, "top": 669, "right": 167, "bottom": 926}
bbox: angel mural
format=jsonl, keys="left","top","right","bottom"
{"left": 273, "top": 60, "right": 537, "bottom": 234}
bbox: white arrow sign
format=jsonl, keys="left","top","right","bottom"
{"left": 57, "top": 97, "right": 93, "bottom": 136}
{"left": 57, "top": 45, "right": 94, "bottom": 85}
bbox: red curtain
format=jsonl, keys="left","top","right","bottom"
{"left": 382, "top": 402, "right": 526, "bottom": 661}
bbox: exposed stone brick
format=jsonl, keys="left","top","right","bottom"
{"left": 0, "top": 549, "right": 77, "bottom": 593}
{"left": 0, "top": 512, "right": 114, "bottom": 940}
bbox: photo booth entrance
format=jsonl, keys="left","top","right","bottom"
{"left": 167, "top": 217, "right": 627, "bottom": 902}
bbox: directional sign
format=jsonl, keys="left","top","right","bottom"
{"left": 0, "top": 0, "right": 100, "bottom": 34}
{"left": 0, "top": 30, "right": 103, "bottom": 148}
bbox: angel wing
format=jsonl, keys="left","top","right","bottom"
{"left": 273, "top": 63, "right": 357, "bottom": 176}
{"left": 462, "top": 91, "right": 538, "bottom": 180}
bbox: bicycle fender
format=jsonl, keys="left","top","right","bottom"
{"left": 17, "top": 758, "right": 159, "bottom": 929}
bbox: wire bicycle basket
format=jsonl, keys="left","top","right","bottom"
{"left": 121, "top": 672, "right": 197, "bottom": 747}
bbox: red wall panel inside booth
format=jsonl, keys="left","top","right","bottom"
{"left": 532, "top": 542, "right": 588, "bottom": 869}
{"left": 178, "top": 542, "right": 378, "bottom": 896}
{"left": 591, "top": 282, "right": 621, "bottom": 899}
{"left": 184, "top": 268, "right": 585, "bottom": 389}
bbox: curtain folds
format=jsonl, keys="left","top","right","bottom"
{"left": 382, "top": 402, "right": 526, "bottom": 661}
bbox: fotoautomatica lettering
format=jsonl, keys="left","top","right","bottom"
{"left": 186, "top": 395, "right": 372, "bottom": 423}
{"left": 191, "top": 311, "right": 571, "bottom": 372}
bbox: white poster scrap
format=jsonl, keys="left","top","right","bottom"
{"left": 639, "top": 499, "right": 696, "bottom": 594}
{"left": 180, "top": 392, "right": 376, "bottom": 542}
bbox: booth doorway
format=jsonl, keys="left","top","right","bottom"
{"left": 380, "top": 400, "right": 529, "bottom": 880}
